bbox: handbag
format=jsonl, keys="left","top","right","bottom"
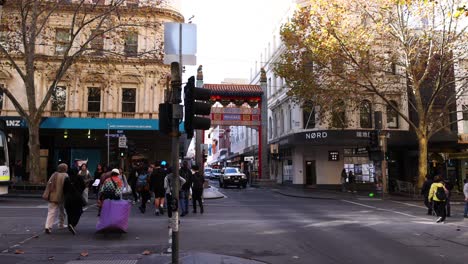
{"left": 42, "top": 173, "right": 57, "bottom": 201}
{"left": 122, "top": 175, "right": 132, "bottom": 195}
{"left": 82, "top": 188, "right": 89, "bottom": 206}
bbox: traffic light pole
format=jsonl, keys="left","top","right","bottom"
{"left": 169, "top": 62, "right": 182, "bottom": 264}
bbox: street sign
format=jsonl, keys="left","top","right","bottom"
{"left": 118, "top": 136, "right": 127, "bottom": 148}
{"left": 244, "top": 156, "right": 254, "bottom": 162}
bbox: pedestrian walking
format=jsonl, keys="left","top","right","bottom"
{"left": 421, "top": 175, "right": 433, "bottom": 215}
{"left": 428, "top": 175, "right": 449, "bottom": 223}
{"left": 150, "top": 161, "right": 167, "bottom": 216}
{"left": 341, "top": 169, "right": 348, "bottom": 192}
{"left": 179, "top": 161, "right": 192, "bottom": 217}
{"left": 463, "top": 178, "right": 468, "bottom": 218}
{"left": 164, "top": 168, "right": 186, "bottom": 218}
{"left": 93, "top": 163, "right": 104, "bottom": 197}
{"left": 444, "top": 179, "right": 454, "bottom": 217}
{"left": 191, "top": 165, "right": 205, "bottom": 214}
{"left": 128, "top": 163, "right": 140, "bottom": 204}
{"left": 136, "top": 166, "right": 151, "bottom": 214}
{"left": 348, "top": 170, "right": 356, "bottom": 193}
{"left": 43, "top": 163, "right": 68, "bottom": 234}
{"left": 77, "top": 163, "right": 92, "bottom": 205}
{"left": 14, "top": 160, "right": 25, "bottom": 183}
{"left": 63, "top": 171, "right": 86, "bottom": 235}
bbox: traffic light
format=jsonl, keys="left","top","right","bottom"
{"left": 158, "top": 102, "right": 173, "bottom": 135}
{"left": 184, "top": 76, "right": 211, "bottom": 139}
{"left": 369, "top": 131, "right": 379, "bottom": 149}
{"left": 119, "top": 148, "right": 126, "bottom": 157}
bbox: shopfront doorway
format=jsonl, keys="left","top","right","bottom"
{"left": 305, "top": 160, "right": 316, "bottom": 185}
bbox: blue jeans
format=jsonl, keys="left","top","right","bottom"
{"left": 464, "top": 201, "right": 468, "bottom": 216}
{"left": 179, "top": 190, "right": 189, "bottom": 215}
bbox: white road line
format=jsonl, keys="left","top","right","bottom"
{"left": 391, "top": 201, "right": 426, "bottom": 209}
{"left": 341, "top": 199, "right": 468, "bottom": 228}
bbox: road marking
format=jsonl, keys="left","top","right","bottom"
{"left": 340, "top": 199, "right": 468, "bottom": 228}
{"left": 391, "top": 201, "right": 426, "bottom": 209}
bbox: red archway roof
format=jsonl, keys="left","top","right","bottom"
{"left": 203, "top": 84, "right": 263, "bottom": 97}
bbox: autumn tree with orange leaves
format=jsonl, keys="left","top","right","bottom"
{"left": 275, "top": 0, "right": 468, "bottom": 188}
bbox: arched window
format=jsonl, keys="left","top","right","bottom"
{"left": 386, "top": 100, "right": 399, "bottom": 128}
{"left": 269, "top": 117, "right": 273, "bottom": 139}
{"left": 360, "top": 100, "right": 372, "bottom": 128}
{"left": 331, "top": 100, "right": 346, "bottom": 128}
{"left": 280, "top": 109, "right": 285, "bottom": 135}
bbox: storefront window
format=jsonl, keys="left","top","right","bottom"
{"left": 360, "top": 100, "right": 372, "bottom": 128}
{"left": 303, "top": 101, "right": 315, "bottom": 129}
{"left": 343, "top": 148, "right": 375, "bottom": 183}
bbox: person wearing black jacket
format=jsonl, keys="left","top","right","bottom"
{"left": 179, "top": 161, "right": 192, "bottom": 217}
{"left": 421, "top": 175, "right": 433, "bottom": 215}
{"left": 63, "top": 173, "right": 86, "bottom": 235}
{"left": 191, "top": 165, "right": 205, "bottom": 214}
{"left": 444, "top": 179, "right": 454, "bottom": 217}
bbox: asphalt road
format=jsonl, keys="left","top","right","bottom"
{"left": 0, "top": 183, "right": 467, "bottom": 264}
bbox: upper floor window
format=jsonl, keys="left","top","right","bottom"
{"left": 331, "top": 100, "right": 347, "bottom": 128}
{"left": 55, "top": 29, "right": 71, "bottom": 55}
{"left": 280, "top": 109, "right": 285, "bottom": 135}
{"left": 124, "top": 31, "right": 138, "bottom": 56}
{"left": 288, "top": 105, "right": 292, "bottom": 131}
{"left": 126, "top": 0, "right": 139, "bottom": 8}
{"left": 463, "top": 105, "right": 468, "bottom": 133}
{"left": 0, "top": 84, "right": 4, "bottom": 110}
{"left": 360, "top": 100, "right": 372, "bottom": 128}
{"left": 51, "top": 86, "right": 67, "bottom": 111}
{"left": 88, "top": 87, "right": 101, "bottom": 112}
{"left": 269, "top": 117, "right": 273, "bottom": 139}
{"left": 303, "top": 101, "right": 315, "bottom": 129}
{"left": 268, "top": 77, "right": 272, "bottom": 97}
{"left": 273, "top": 113, "right": 278, "bottom": 138}
{"left": 90, "top": 30, "right": 104, "bottom": 55}
{"left": 122, "top": 88, "right": 136, "bottom": 112}
{"left": 386, "top": 100, "right": 399, "bottom": 128}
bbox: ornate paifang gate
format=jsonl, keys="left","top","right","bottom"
{"left": 195, "top": 66, "right": 268, "bottom": 180}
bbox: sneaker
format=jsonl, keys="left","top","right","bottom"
{"left": 132, "top": 201, "right": 136, "bottom": 205}
{"left": 68, "top": 225, "right": 76, "bottom": 235}
{"left": 44, "top": 228, "right": 51, "bottom": 234}
{"left": 463, "top": 215, "right": 468, "bottom": 218}
{"left": 155, "top": 210, "right": 160, "bottom": 216}
{"left": 139, "top": 206, "right": 145, "bottom": 214}
{"left": 159, "top": 206, "right": 164, "bottom": 215}
{"left": 193, "top": 210, "right": 197, "bottom": 214}
{"left": 436, "top": 217, "right": 443, "bottom": 223}
{"left": 180, "top": 212, "right": 186, "bottom": 217}
{"left": 58, "top": 224, "right": 67, "bottom": 229}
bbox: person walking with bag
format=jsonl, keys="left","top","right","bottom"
{"left": 429, "top": 175, "right": 449, "bottom": 223}
{"left": 63, "top": 171, "right": 86, "bottom": 235}
{"left": 421, "top": 175, "right": 433, "bottom": 215}
{"left": 43, "top": 163, "right": 68, "bottom": 234}
{"left": 151, "top": 161, "right": 167, "bottom": 216}
{"left": 136, "top": 167, "right": 151, "bottom": 214}
{"left": 191, "top": 165, "right": 205, "bottom": 214}
{"left": 77, "top": 163, "right": 92, "bottom": 205}
{"left": 164, "top": 167, "right": 186, "bottom": 218}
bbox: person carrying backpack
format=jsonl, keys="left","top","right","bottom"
{"left": 136, "top": 167, "right": 151, "bottom": 214}
{"left": 428, "top": 175, "right": 449, "bottom": 223}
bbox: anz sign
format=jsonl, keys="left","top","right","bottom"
{"left": 2, "top": 118, "right": 26, "bottom": 128}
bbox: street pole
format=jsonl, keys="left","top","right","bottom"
{"left": 379, "top": 131, "right": 388, "bottom": 196}
{"left": 169, "top": 62, "right": 182, "bottom": 264}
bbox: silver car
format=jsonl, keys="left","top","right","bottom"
{"left": 219, "top": 167, "right": 247, "bottom": 188}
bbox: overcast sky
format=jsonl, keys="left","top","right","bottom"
{"left": 180, "top": 0, "right": 293, "bottom": 84}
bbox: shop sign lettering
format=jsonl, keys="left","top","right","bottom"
{"left": 305, "top": 132, "right": 328, "bottom": 139}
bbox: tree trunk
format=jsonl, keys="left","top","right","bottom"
{"left": 28, "top": 120, "right": 42, "bottom": 184}
{"left": 417, "top": 136, "right": 428, "bottom": 189}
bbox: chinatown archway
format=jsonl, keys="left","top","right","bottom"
{"left": 195, "top": 66, "right": 268, "bottom": 182}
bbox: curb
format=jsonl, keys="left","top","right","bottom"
{"left": 272, "top": 190, "right": 336, "bottom": 200}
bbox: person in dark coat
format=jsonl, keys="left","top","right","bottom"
{"left": 421, "top": 175, "right": 433, "bottom": 215}
{"left": 179, "top": 161, "right": 192, "bottom": 217}
{"left": 127, "top": 164, "right": 140, "bottom": 204}
{"left": 150, "top": 161, "right": 167, "bottom": 216}
{"left": 63, "top": 172, "right": 86, "bottom": 235}
{"left": 444, "top": 179, "right": 454, "bottom": 217}
{"left": 191, "top": 165, "right": 205, "bottom": 214}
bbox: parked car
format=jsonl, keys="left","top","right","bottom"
{"left": 204, "top": 167, "right": 213, "bottom": 178}
{"left": 219, "top": 167, "right": 247, "bottom": 188}
{"left": 211, "top": 169, "right": 222, "bottom": 180}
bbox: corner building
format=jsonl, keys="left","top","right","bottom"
{"left": 0, "top": 0, "right": 184, "bottom": 182}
